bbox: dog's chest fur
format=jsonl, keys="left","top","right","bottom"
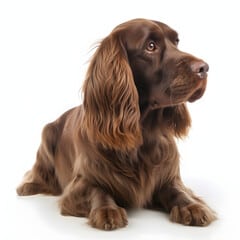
{"left": 79, "top": 133, "right": 179, "bottom": 208}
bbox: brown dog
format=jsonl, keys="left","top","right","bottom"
{"left": 17, "top": 18, "right": 216, "bottom": 230}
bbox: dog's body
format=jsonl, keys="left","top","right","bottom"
{"left": 17, "top": 19, "right": 216, "bottom": 230}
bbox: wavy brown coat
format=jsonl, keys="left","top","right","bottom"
{"left": 17, "top": 19, "right": 216, "bottom": 230}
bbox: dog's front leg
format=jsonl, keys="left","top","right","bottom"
{"left": 153, "top": 177, "right": 216, "bottom": 226}
{"left": 59, "top": 175, "right": 128, "bottom": 230}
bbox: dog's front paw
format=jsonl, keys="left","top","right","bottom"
{"left": 89, "top": 206, "right": 128, "bottom": 230}
{"left": 17, "top": 182, "right": 42, "bottom": 196}
{"left": 170, "top": 203, "right": 216, "bottom": 226}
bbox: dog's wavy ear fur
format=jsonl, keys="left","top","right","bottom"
{"left": 82, "top": 32, "right": 142, "bottom": 151}
{"left": 164, "top": 104, "right": 192, "bottom": 138}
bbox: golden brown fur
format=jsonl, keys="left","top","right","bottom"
{"left": 17, "top": 19, "right": 216, "bottom": 230}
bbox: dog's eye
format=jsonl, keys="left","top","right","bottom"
{"left": 146, "top": 41, "right": 156, "bottom": 51}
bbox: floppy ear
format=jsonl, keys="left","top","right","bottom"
{"left": 82, "top": 33, "right": 142, "bottom": 151}
{"left": 163, "top": 104, "right": 191, "bottom": 138}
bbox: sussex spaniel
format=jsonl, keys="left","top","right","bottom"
{"left": 17, "top": 18, "right": 216, "bottom": 230}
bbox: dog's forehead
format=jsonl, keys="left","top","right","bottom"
{"left": 118, "top": 19, "right": 177, "bottom": 49}
{"left": 130, "top": 20, "right": 174, "bottom": 33}
{"left": 126, "top": 20, "right": 165, "bottom": 35}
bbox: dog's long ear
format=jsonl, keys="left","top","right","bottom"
{"left": 164, "top": 104, "right": 191, "bottom": 138}
{"left": 82, "top": 33, "right": 142, "bottom": 151}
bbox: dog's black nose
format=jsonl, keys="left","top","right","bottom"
{"left": 191, "top": 61, "right": 209, "bottom": 78}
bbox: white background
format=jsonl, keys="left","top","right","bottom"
{"left": 0, "top": 0, "right": 239, "bottom": 239}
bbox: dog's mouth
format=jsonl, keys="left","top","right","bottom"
{"left": 188, "top": 87, "right": 205, "bottom": 102}
{"left": 188, "top": 75, "right": 208, "bottom": 103}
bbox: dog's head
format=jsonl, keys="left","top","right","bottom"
{"left": 82, "top": 19, "right": 208, "bottom": 150}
